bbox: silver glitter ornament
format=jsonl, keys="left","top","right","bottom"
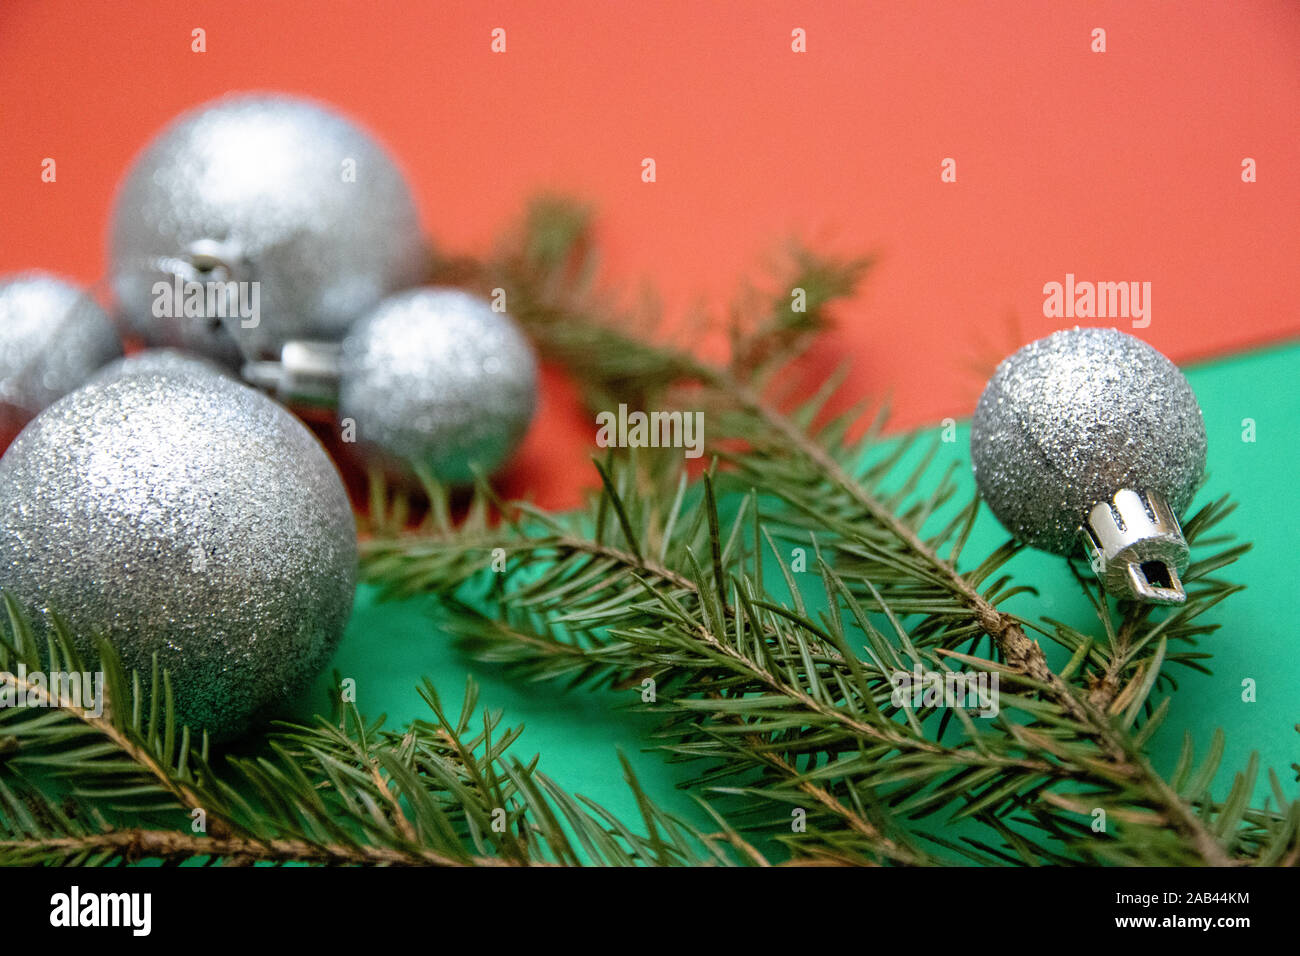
{"left": 0, "top": 373, "right": 357, "bottom": 739}
{"left": 338, "top": 288, "right": 538, "bottom": 483}
{"left": 91, "top": 348, "right": 228, "bottom": 385}
{"left": 970, "top": 327, "right": 1206, "bottom": 605}
{"left": 109, "top": 93, "right": 427, "bottom": 364}
{"left": 0, "top": 273, "right": 121, "bottom": 440}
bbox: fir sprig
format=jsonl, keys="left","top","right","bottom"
{"left": 0, "top": 598, "right": 749, "bottom": 866}
{"left": 363, "top": 458, "right": 1291, "bottom": 866}
{"left": 361, "top": 198, "right": 1296, "bottom": 866}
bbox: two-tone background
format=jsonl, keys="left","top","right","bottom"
{"left": 2, "top": 0, "right": 1297, "bottom": 836}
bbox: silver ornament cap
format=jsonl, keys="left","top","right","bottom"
{"left": 109, "top": 92, "right": 427, "bottom": 364}
{"left": 338, "top": 288, "right": 538, "bottom": 484}
{"left": 0, "top": 372, "right": 358, "bottom": 739}
{"left": 970, "top": 327, "right": 1207, "bottom": 605}
{"left": 0, "top": 273, "right": 122, "bottom": 440}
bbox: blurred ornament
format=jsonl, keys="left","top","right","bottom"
{"left": 0, "top": 372, "right": 357, "bottom": 739}
{"left": 246, "top": 288, "right": 538, "bottom": 484}
{"left": 970, "top": 327, "right": 1206, "bottom": 605}
{"left": 339, "top": 288, "right": 538, "bottom": 483}
{"left": 91, "top": 348, "right": 227, "bottom": 385}
{"left": 0, "top": 273, "right": 121, "bottom": 440}
{"left": 108, "top": 92, "right": 427, "bottom": 365}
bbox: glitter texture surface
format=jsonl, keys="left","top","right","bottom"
{"left": 0, "top": 372, "right": 358, "bottom": 739}
{"left": 109, "top": 93, "right": 427, "bottom": 362}
{"left": 970, "top": 327, "right": 1207, "bottom": 555}
{"left": 0, "top": 273, "right": 122, "bottom": 436}
{"left": 339, "top": 288, "right": 538, "bottom": 483}
{"left": 91, "top": 347, "right": 228, "bottom": 385}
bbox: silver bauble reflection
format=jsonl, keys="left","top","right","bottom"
{"left": 0, "top": 372, "right": 358, "bottom": 739}
{"left": 0, "top": 273, "right": 121, "bottom": 439}
{"left": 970, "top": 327, "right": 1206, "bottom": 604}
{"left": 339, "top": 288, "right": 538, "bottom": 483}
{"left": 109, "top": 93, "right": 427, "bottom": 364}
{"left": 91, "top": 348, "right": 228, "bottom": 385}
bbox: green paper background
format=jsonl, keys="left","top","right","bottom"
{"left": 301, "top": 340, "right": 1300, "bottom": 842}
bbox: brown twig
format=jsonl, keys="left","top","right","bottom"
{"left": 0, "top": 830, "right": 531, "bottom": 867}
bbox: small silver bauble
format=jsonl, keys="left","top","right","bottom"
{"left": 0, "top": 372, "right": 358, "bottom": 739}
{"left": 338, "top": 288, "right": 538, "bottom": 483}
{"left": 970, "top": 326, "right": 1206, "bottom": 604}
{"left": 109, "top": 93, "right": 427, "bottom": 364}
{"left": 91, "top": 348, "right": 228, "bottom": 385}
{"left": 0, "top": 273, "right": 121, "bottom": 439}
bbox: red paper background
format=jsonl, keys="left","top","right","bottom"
{"left": 2, "top": 0, "right": 1297, "bottom": 508}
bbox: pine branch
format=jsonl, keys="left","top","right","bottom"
{"left": 364, "top": 460, "right": 1295, "bottom": 865}
{"left": 0, "top": 825, "right": 523, "bottom": 868}
{"left": 0, "top": 601, "right": 749, "bottom": 867}
{"left": 718, "top": 398, "right": 1248, "bottom": 864}
{"left": 359, "top": 198, "right": 1295, "bottom": 866}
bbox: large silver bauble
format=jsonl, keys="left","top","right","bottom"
{"left": 0, "top": 273, "right": 121, "bottom": 439}
{"left": 91, "top": 348, "right": 228, "bottom": 386}
{"left": 339, "top": 288, "right": 538, "bottom": 484}
{"left": 109, "top": 93, "right": 427, "bottom": 364}
{"left": 0, "top": 372, "right": 358, "bottom": 739}
{"left": 970, "top": 326, "right": 1206, "bottom": 555}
